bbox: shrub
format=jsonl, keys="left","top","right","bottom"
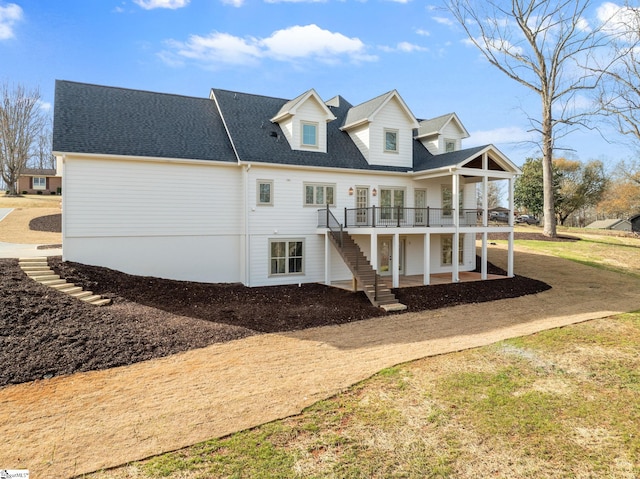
{"left": 50, "top": 191, "right": 56, "bottom": 195}
{"left": 22, "top": 191, "right": 28, "bottom": 195}
{"left": 36, "top": 191, "right": 42, "bottom": 195}
{"left": 57, "top": 187, "right": 62, "bottom": 195}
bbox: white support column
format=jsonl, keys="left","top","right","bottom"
{"left": 482, "top": 170, "right": 489, "bottom": 280}
{"left": 481, "top": 231, "right": 488, "bottom": 279}
{"left": 392, "top": 232, "right": 400, "bottom": 288}
{"left": 452, "top": 173, "right": 460, "bottom": 283}
{"left": 423, "top": 233, "right": 430, "bottom": 285}
{"left": 370, "top": 231, "right": 378, "bottom": 273}
{"left": 508, "top": 176, "right": 515, "bottom": 277}
{"left": 324, "top": 231, "right": 331, "bottom": 285}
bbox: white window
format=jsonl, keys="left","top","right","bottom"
{"left": 257, "top": 180, "right": 273, "bottom": 206}
{"left": 441, "top": 185, "right": 464, "bottom": 216}
{"left": 380, "top": 187, "right": 405, "bottom": 222}
{"left": 304, "top": 183, "right": 335, "bottom": 206}
{"left": 269, "top": 239, "right": 304, "bottom": 276}
{"left": 384, "top": 129, "right": 398, "bottom": 153}
{"left": 442, "top": 234, "right": 464, "bottom": 266}
{"left": 301, "top": 122, "right": 318, "bottom": 147}
{"left": 445, "top": 139, "right": 456, "bottom": 153}
{"left": 33, "top": 177, "right": 46, "bottom": 190}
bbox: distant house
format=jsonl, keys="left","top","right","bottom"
{"left": 52, "top": 80, "right": 522, "bottom": 308}
{"left": 630, "top": 214, "right": 640, "bottom": 233}
{"left": 18, "top": 165, "right": 61, "bottom": 195}
{"left": 585, "top": 218, "right": 632, "bottom": 232}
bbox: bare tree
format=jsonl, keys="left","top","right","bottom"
{"left": 595, "top": 3, "right": 640, "bottom": 149}
{"left": 31, "top": 119, "right": 55, "bottom": 170}
{"left": 0, "top": 83, "right": 45, "bottom": 196}
{"left": 445, "top": 0, "right": 619, "bottom": 237}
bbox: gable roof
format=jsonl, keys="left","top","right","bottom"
{"left": 270, "top": 88, "right": 336, "bottom": 123}
{"left": 341, "top": 90, "right": 419, "bottom": 130}
{"left": 416, "top": 113, "right": 470, "bottom": 139}
{"left": 413, "top": 144, "right": 521, "bottom": 176}
{"left": 585, "top": 219, "right": 631, "bottom": 230}
{"left": 53, "top": 80, "right": 236, "bottom": 162}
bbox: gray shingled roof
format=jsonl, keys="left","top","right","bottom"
{"left": 20, "top": 168, "right": 57, "bottom": 176}
{"left": 341, "top": 90, "right": 397, "bottom": 129}
{"left": 55, "top": 81, "right": 485, "bottom": 173}
{"left": 53, "top": 80, "right": 236, "bottom": 162}
{"left": 417, "top": 113, "right": 454, "bottom": 137}
{"left": 211, "top": 88, "right": 425, "bottom": 172}
{"left": 413, "top": 144, "right": 489, "bottom": 172}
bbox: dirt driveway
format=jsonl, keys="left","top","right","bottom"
{"left": 2, "top": 244, "right": 640, "bottom": 478}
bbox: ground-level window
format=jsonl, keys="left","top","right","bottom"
{"left": 441, "top": 234, "right": 464, "bottom": 266}
{"left": 304, "top": 183, "right": 335, "bottom": 206}
{"left": 270, "top": 239, "right": 304, "bottom": 276}
{"left": 32, "top": 177, "right": 46, "bottom": 190}
{"left": 257, "top": 180, "right": 273, "bottom": 206}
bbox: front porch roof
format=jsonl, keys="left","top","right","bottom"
{"left": 412, "top": 144, "right": 521, "bottom": 180}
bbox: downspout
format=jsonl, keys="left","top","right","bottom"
{"left": 244, "top": 163, "right": 251, "bottom": 286}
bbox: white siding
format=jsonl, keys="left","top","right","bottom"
{"left": 275, "top": 96, "right": 331, "bottom": 153}
{"left": 367, "top": 97, "right": 414, "bottom": 168}
{"left": 63, "top": 156, "right": 243, "bottom": 283}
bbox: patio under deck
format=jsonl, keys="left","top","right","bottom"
{"left": 330, "top": 271, "right": 507, "bottom": 292}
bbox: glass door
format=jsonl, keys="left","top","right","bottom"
{"left": 415, "top": 189, "right": 427, "bottom": 225}
{"left": 378, "top": 237, "right": 405, "bottom": 275}
{"left": 356, "top": 187, "right": 369, "bottom": 225}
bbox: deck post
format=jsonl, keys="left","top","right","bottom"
{"left": 423, "top": 233, "right": 430, "bottom": 285}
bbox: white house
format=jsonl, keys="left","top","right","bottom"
{"left": 52, "top": 80, "right": 521, "bottom": 309}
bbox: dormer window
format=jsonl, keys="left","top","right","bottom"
{"left": 384, "top": 129, "right": 398, "bottom": 153}
{"left": 445, "top": 140, "right": 456, "bottom": 153}
{"left": 302, "top": 121, "right": 318, "bottom": 148}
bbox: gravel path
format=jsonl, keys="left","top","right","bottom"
{"left": 2, "top": 244, "right": 639, "bottom": 478}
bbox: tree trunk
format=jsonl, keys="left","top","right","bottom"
{"left": 541, "top": 95, "right": 557, "bottom": 238}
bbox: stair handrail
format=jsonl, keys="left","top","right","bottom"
{"left": 324, "top": 205, "right": 344, "bottom": 248}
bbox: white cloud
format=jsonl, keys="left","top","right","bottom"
{"left": 161, "top": 24, "right": 376, "bottom": 67}
{"left": 221, "top": 0, "right": 244, "bottom": 5}
{"left": 415, "top": 28, "right": 430, "bottom": 36}
{"left": 134, "top": 0, "right": 189, "bottom": 10}
{"left": 0, "top": 3, "right": 22, "bottom": 40}
{"left": 165, "top": 32, "right": 262, "bottom": 66}
{"left": 261, "top": 24, "right": 368, "bottom": 61}
{"left": 380, "top": 41, "right": 427, "bottom": 53}
{"left": 468, "top": 126, "right": 534, "bottom": 147}
{"left": 432, "top": 16, "right": 453, "bottom": 26}
{"left": 597, "top": 1, "right": 640, "bottom": 37}
{"left": 385, "top": 0, "right": 412, "bottom": 3}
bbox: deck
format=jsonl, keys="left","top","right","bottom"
{"left": 330, "top": 271, "right": 506, "bottom": 291}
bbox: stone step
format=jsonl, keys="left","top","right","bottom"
{"left": 59, "top": 286, "right": 83, "bottom": 294}
{"left": 80, "top": 294, "right": 103, "bottom": 303}
{"left": 18, "top": 257, "right": 48, "bottom": 263}
{"left": 19, "top": 258, "right": 111, "bottom": 307}
{"left": 20, "top": 264, "right": 49, "bottom": 270}
{"left": 31, "top": 274, "right": 60, "bottom": 281}
{"left": 49, "top": 282, "right": 75, "bottom": 290}
{"left": 25, "top": 269, "right": 53, "bottom": 276}
{"left": 380, "top": 303, "right": 407, "bottom": 312}
{"left": 87, "top": 298, "right": 111, "bottom": 306}
{"left": 40, "top": 279, "right": 67, "bottom": 286}
{"left": 69, "top": 290, "right": 94, "bottom": 299}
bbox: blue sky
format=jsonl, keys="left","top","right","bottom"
{"left": 1, "top": 0, "right": 636, "bottom": 167}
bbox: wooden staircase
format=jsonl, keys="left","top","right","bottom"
{"left": 328, "top": 230, "right": 406, "bottom": 312}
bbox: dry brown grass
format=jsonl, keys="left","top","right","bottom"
{"left": 0, "top": 207, "right": 61, "bottom": 244}
{"left": 0, "top": 193, "right": 62, "bottom": 208}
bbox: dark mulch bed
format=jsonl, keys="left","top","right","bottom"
{"left": 29, "top": 213, "right": 62, "bottom": 233}
{"left": 1, "top": 232, "right": 557, "bottom": 388}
